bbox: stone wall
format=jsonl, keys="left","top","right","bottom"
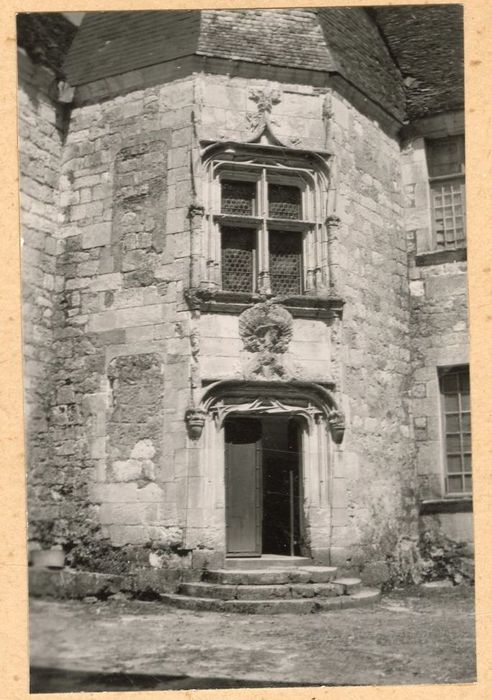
{"left": 29, "top": 77, "right": 197, "bottom": 574}
{"left": 18, "top": 48, "right": 65, "bottom": 546}
{"left": 196, "top": 73, "right": 416, "bottom": 575}
{"left": 28, "top": 67, "right": 471, "bottom": 579}
{"left": 402, "top": 127, "right": 471, "bottom": 543}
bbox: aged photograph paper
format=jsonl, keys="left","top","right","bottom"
{"left": 4, "top": 2, "right": 490, "bottom": 698}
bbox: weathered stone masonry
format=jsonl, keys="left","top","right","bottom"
{"left": 19, "top": 8, "right": 468, "bottom": 591}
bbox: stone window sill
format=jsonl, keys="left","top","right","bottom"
{"left": 184, "top": 288, "right": 344, "bottom": 320}
{"left": 420, "top": 498, "right": 472, "bottom": 515}
{"left": 415, "top": 248, "right": 467, "bottom": 267}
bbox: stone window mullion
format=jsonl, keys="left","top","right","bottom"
{"left": 258, "top": 168, "right": 271, "bottom": 294}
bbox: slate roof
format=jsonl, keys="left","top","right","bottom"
{"left": 316, "top": 8, "right": 405, "bottom": 124}
{"left": 61, "top": 7, "right": 463, "bottom": 123}
{"left": 63, "top": 11, "right": 200, "bottom": 87}
{"left": 63, "top": 8, "right": 404, "bottom": 121}
{"left": 17, "top": 12, "right": 77, "bottom": 77}
{"left": 373, "top": 4, "right": 464, "bottom": 120}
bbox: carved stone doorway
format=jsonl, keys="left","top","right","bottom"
{"left": 225, "top": 415, "right": 303, "bottom": 558}
{"left": 185, "top": 379, "right": 345, "bottom": 566}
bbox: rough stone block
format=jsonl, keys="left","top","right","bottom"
{"left": 112, "top": 458, "right": 143, "bottom": 482}
{"left": 81, "top": 224, "right": 112, "bottom": 249}
{"left": 108, "top": 525, "right": 149, "bottom": 547}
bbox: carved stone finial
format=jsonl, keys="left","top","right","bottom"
{"left": 249, "top": 85, "right": 282, "bottom": 115}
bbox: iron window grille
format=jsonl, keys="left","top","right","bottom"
{"left": 426, "top": 135, "right": 466, "bottom": 251}
{"left": 439, "top": 366, "right": 471, "bottom": 496}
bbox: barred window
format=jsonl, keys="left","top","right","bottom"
{"left": 426, "top": 136, "right": 466, "bottom": 250}
{"left": 439, "top": 366, "right": 471, "bottom": 496}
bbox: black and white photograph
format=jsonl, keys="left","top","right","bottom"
{"left": 17, "top": 4, "right": 476, "bottom": 694}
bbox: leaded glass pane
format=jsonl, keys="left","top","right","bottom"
{"left": 447, "top": 455, "right": 462, "bottom": 473}
{"left": 461, "top": 392, "right": 470, "bottom": 411}
{"left": 446, "top": 414, "right": 460, "bottom": 432}
{"left": 461, "top": 413, "right": 471, "bottom": 432}
{"left": 447, "top": 475, "right": 464, "bottom": 494}
{"left": 462, "top": 433, "right": 472, "bottom": 452}
{"left": 444, "top": 393, "right": 459, "bottom": 412}
{"left": 446, "top": 434, "right": 461, "bottom": 453}
{"left": 221, "top": 180, "right": 256, "bottom": 216}
{"left": 221, "top": 227, "right": 255, "bottom": 292}
{"left": 268, "top": 184, "right": 302, "bottom": 220}
{"left": 269, "top": 230, "right": 302, "bottom": 295}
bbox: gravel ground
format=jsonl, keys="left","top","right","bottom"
{"left": 29, "top": 585, "right": 476, "bottom": 693}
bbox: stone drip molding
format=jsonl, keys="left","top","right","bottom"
{"left": 197, "top": 379, "right": 346, "bottom": 444}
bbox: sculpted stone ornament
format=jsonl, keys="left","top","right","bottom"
{"left": 328, "top": 409, "right": 345, "bottom": 444}
{"left": 185, "top": 407, "right": 207, "bottom": 440}
{"left": 246, "top": 84, "right": 290, "bottom": 147}
{"left": 239, "top": 302, "right": 293, "bottom": 379}
{"left": 184, "top": 286, "right": 216, "bottom": 310}
{"left": 187, "top": 201, "right": 205, "bottom": 220}
{"left": 239, "top": 301, "right": 293, "bottom": 353}
{"left": 249, "top": 85, "right": 282, "bottom": 116}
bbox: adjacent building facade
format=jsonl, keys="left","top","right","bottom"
{"left": 18, "top": 7, "right": 470, "bottom": 589}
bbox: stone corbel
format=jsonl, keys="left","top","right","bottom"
{"left": 327, "top": 409, "right": 345, "bottom": 444}
{"left": 185, "top": 407, "right": 207, "bottom": 440}
{"left": 187, "top": 202, "right": 205, "bottom": 220}
{"left": 184, "top": 286, "right": 217, "bottom": 311}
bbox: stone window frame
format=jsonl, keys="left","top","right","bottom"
{"left": 425, "top": 134, "right": 466, "bottom": 252}
{"left": 438, "top": 364, "right": 472, "bottom": 498}
{"left": 200, "top": 141, "right": 333, "bottom": 299}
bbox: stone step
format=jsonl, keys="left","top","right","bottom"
{"left": 225, "top": 555, "right": 312, "bottom": 570}
{"left": 204, "top": 566, "right": 338, "bottom": 586}
{"left": 163, "top": 594, "right": 323, "bottom": 614}
{"left": 179, "top": 581, "right": 346, "bottom": 600}
{"left": 332, "top": 577, "right": 362, "bottom": 594}
{"left": 162, "top": 588, "right": 381, "bottom": 614}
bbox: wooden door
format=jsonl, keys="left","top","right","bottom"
{"left": 225, "top": 418, "right": 262, "bottom": 556}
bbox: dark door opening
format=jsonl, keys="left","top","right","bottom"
{"left": 225, "top": 415, "right": 302, "bottom": 557}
